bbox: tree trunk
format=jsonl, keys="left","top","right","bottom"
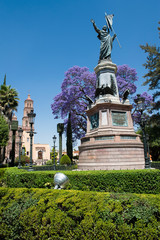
{"left": 66, "top": 113, "right": 73, "bottom": 162}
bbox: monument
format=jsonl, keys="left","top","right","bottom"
{"left": 78, "top": 13, "right": 145, "bottom": 170}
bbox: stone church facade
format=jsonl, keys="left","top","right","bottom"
{"left": 6, "top": 94, "right": 50, "bottom": 165}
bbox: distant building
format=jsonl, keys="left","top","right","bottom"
{"left": 6, "top": 94, "right": 50, "bottom": 164}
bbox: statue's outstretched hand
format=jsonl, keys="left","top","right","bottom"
{"left": 91, "top": 19, "right": 95, "bottom": 24}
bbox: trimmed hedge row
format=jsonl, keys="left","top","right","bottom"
{"left": 21, "top": 164, "right": 77, "bottom": 171}
{"left": 1, "top": 168, "right": 160, "bottom": 194}
{"left": 151, "top": 161, "right": 160, "bottom": 169}
{"left": 0, "top": 188, "right": 160, "bottom": 239}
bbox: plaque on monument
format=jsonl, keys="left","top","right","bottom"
{"left": 11, "top": 120, "right": 18, "bottom": 131}
{"left": 101, "top": 111, "right": 108, "bottom": 125}
{"left": 112, "top": 111, "right": 128, "bottom": 127}
{"left": 90, "top": 112, "right": 99, "bottom": 129}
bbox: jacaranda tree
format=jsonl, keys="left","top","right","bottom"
{"left": 116, "top": 65, "right": 137, "bottom": 98}
{"left": 132, "top": 92, "right": 154, "bottom": 124}
{"left": 51, "top": 65, "right": 152, "bottom": 143}
{"left": 51, "top": 66, "right": 96, "bottom": 141}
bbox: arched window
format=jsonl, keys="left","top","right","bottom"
{"left": 38, "top": 150, "right": 43, "bottom": 159}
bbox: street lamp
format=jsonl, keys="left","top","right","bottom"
{"left": 57, "top": 123, "right": 64, "bottom": 164}
{"left": 53, "top": 135, "right": 57, "bottom": 170}
{"left": 27, "top": 110, "right": 36, "bottom": 170}
{"left": 134, "top": 94, "right": 150, "bottom": 168}
{"left": 18, "top": 127, "right": 23, "bottom": 168}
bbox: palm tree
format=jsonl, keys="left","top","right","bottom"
{"left": 0, "top": 74, "right": 19, "bottom": 162}
{"left": 0, "top": 75, "right": 19, "bottom": 122}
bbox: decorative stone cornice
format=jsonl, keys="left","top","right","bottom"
{"left": 94, "top": 60, "right": 117, "bottom": 74}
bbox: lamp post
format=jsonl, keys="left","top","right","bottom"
{"left": 53, "top": 135, "right": 57, "bottom": 170}
{"left": 10, "top": 119, "right": 18, "bottom": 167}
{"left": 134, "top": 94, "right": 150, "bottom": 168}
{"left": 18, "top": 127, "right": 23, "bottom": 168}
{"left": 27, "top": 110, "right": 36, "bottom": 170}
{"left": 57, "top": 123, "right": 64, "bottom": 164}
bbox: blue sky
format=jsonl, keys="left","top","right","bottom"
{"left": 0, "top": 0, "right": 159, "bottom": 149}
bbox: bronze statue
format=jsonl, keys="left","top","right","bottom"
{"left": 91, "top": 13, "right": 121, "bottom": 62}
{"left": 91, "top": 19, "right": 116, "bottom": 61}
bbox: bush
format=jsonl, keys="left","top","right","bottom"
{"left": 60, "top": 155, "right": 71, "bottom": 165}
{"left": 0, "top": 188, "right": 160, "bottom": 239}
{"left": 2, "top": 168, "right": 160, "bottom": 194}
{"left": 151, "top": 161, "right": 160, "bottom": 169}
{"left": 0, "top": 168, "right": 6, "bottom": 187}
{"left": 45, "top": 160, "right": 52, "bottom": 165}
{"left": 0, "top": 164, "right": 7, "bottom": 168}
{"left": 15, "top": 155, "right": 30, "bottom": 166}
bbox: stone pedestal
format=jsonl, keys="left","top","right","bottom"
{"left": 78, "top": 60, "right": 145, "bottom": 170}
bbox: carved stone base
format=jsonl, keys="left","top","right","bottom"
{"left": 78, "top": 101, "right": 145, "bottom": 170}
{"left": 78, "top": 60, "right": 145, "bottom": 170}
{"left": 78, "top": 140, "right": 144, "bottom": 170}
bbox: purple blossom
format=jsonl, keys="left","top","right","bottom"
{"left": 51, "top": 66, "right": 96, "bottom": 141}
{"left": 51, "top": 65, "right": 154, "bottom": 142}
{"left": 132, "top": 92, "right": 154, "bottom": 124}
{"left": 116, "top": 65, "right": 138, "bottom": 97}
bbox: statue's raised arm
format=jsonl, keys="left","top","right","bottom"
{"left": 91, "top": 19, "right": 100, "bottom": 34}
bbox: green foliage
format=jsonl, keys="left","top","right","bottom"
{"left": 0, "top": 115, "right": 9, "bottom": 147}
{"left": 60, "top": 154, "right": 71, "bottom": 165}
{"left": 15, "top": 155, "right": 30, "bottom": 166}
{"left": 137, "top": 125, "right": 160, "bottom": 161}
{"left": 140, "top": 21, "right": 160, "bottom": 124}
{"left": 45, "top": 160, "right": 53, "bottom": 165}
{"left": 0, "top": 188, "right": 160, "bottom": 239}
{"left": 2, "top": 168, "right": 160, "bottom": 194}
{"left": 0, "top": 168, "right": 6, "bottom": 186}
{"left": 50, "top": 147, "right": 58, "bottom": 163}
{"left": 151, "top": 162, "right": 160, "bottom": 169}
{"left": 0, "top": 75, "right": 19, "bottom": 122}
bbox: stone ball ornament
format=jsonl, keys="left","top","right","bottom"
{"left": 54, "top": 172, "right": 69, "bottom": 189}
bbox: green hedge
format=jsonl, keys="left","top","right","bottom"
{"left": 151, "top": 161, "right": 160, "bottom": 169}
{"left": 1, "top": 168, "right": 160, "bottom": 194}
{"left": 21, "top": 164, "right": 77, "bottom": 171}
{"left": 0, "top": 188, "right": 160, "bottom": 239}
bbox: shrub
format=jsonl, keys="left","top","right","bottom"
{"left": 15, "top": 155, "right": 30, "bottom": 166}
{"left": 151, "top": 161, "right": 160, "bottom": 169}
{"left": 45, "top": 160, "right": 52, "bottom": 165}
{"left": 0, "top": 168, "right": 6, "bottom": 187}
{"left": 2, "top": 168, "right": 160, "bottom": 194}
{"left": 60, "top": 155, "right": 71, "bottom": 165}
{"left": 0, "top": 164, "right": 7, "bottom": 168}
{"left": 0, "top": 188, "right": 160, "bottom": 239}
